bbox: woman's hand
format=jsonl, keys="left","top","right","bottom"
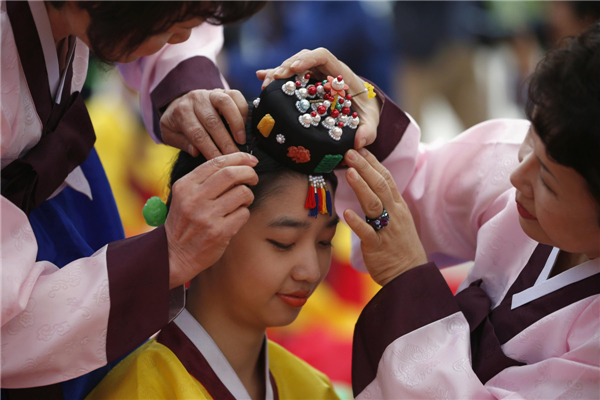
{"left": 343, "top": 148, "right": 427, "bottom": 286}
{"left": 165, "top": 152, "right": 259, "bottom": 288}
{"left": 256, "top": 48, "right": 381, "bottom": 150}
{"left": 160, "top": 89, "right": 248, "bottom": 159}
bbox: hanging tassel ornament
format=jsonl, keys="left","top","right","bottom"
{"left": 318, "top": 186, "right": 326, "bottom": 214}
{"left": 305, "top": 176, "right": 332, "bottom": 217}
{"left": 325, "top": 186, "right": 332, "bottom": 217}
{"left": 307, "top": 176, "right": 320, "bottom": 217}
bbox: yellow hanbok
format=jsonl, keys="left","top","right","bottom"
{"left": 86, "top": 310, "right": 339, "bottom": 400}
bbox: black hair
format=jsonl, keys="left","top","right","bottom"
{"left": 167, "top": 105, "right": 338, "bottom": 212}
{"left": 526, "top": 22, "right": 600, "bottom": 224}
{"left": 49, "top": 1, "right": 265, "bottom": 63}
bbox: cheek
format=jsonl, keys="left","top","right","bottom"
{"left": 130, "top": 37, "right": 169, "bottom": 58}
{"left": 317, "top": 249, "right": 332, "bottom": 282}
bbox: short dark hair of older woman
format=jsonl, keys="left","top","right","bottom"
{"left": 49, "top": 1, "right": 266, "bottom": 63}
{"left": 526, "top": 22, "right": 600, "bottom": 224}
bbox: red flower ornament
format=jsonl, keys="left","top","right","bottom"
{"left": 287, "top": 146, "right": 311, "bottom": 163}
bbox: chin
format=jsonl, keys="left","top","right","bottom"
{"left": 518, "top": 216, "right": 554, "bottom": 246}
{"left": 264, "top": 308, "right": 301, "bottom": 328}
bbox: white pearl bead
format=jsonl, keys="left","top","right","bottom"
{"left": 285, "top": 81, "right": 295, "bottom": 91}
{"left": 302, "top": 114, "right": 312, "bottom": 123}
{"left": 332, "top": 79, "right": 344, "bottom": 91}
{"left": 332, "top": 127, "right": 342, "bottom": 137}
{"left": 298, "top": 88, "right": 307, "bottom": 98}
{"left": 322, "top": 100, "right": 331, "bottom": 109}
{"left": 344, "top": 100, "right": 352, "bottom": 108}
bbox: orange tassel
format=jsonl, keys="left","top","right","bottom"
{"left": 319, "top": 187, "right": 327, "bottom": 214}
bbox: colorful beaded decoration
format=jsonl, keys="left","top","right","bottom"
{"left": 281, "top": 72, "right": 360, "bottom": 141}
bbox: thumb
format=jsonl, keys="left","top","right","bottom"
{"left": 354, "top": 120, "right": 377, "bottom": 149}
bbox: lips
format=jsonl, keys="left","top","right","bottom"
{"left": 516, "top": 201, "right": 537, "bottom": 220}
{"left": 276, "top": 290, "right": 311, "bottom": 308}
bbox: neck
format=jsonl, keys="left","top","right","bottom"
{"left": 550, "top": 251, "right": 591, "bottom": 278}
{"left": 186, "top": 285, "right": 266, "bottom": 400}
{"left": 44, "top": 1, "right": 73, "bottom": 44}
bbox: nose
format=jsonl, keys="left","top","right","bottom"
{"left": 291, "top": 250, "right": 321, "bottom": 283}
{"left": 510, "top": 151, "right": 536, "bottom": 199}
{"left": 168, "top": 29, "right": 193, "bottom": 45}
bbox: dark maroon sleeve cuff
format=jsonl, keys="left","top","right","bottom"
{"left": 150, "top": 56, "right": 225, "bottom": 142}
{"left": 352, "top": 262, "right": 459, "bottom": 396}
{"left": 105, "top": 225, "right": 173, "bottom": 362}
{"left": 362, "top": 79, "right": 411, "bottom": 163}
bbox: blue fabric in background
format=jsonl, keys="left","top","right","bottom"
{"left": 2, "top": 148, "right": 127, "bottom": 400}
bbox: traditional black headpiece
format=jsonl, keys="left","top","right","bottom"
{"left": 250, "top": 73, "right": 362, "bottom": 216}
{"left": 143, "top": 72, "right": 373, "bottom": 225}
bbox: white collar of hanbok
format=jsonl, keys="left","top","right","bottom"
{"left": 173, "top": 308, "right": 275, "bottom": 400}
{"left": 27, "top": 0, "right": 75, "bottom": 104}
{"left": 512, "top": 247, "right": 600, "bottom": 309}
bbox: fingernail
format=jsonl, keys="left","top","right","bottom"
{"left": 358, "top": 148, "right": 368, "bottom": 157}
{"left": 187, "top": 145, "right": 195, "bottom": 156}
{"left": 236, "top": 131, "right": 246, "bottom": 144}
{"left": 359, "top": 138, "right": 367, "bottom": 148}
{"left": 262, "top": 78, "right": 271, "bottom": 89}
{"left": 346, "top": 149, "right": 358, "bottom": 161}
{"left": 274, "top": 68, "right": 285, "bottom": 77}
{"left": 249, "top": 154, "right": 258, "bottom": 163}
{"left": 348, "top": 168, "right": 359, "bottom": 181}
{"left": 290, "top": 60, "right": 301, "bottom": 69}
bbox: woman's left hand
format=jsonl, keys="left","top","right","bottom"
{"left": 343, "top": 148, "right": 427, "bottom": 286}
{"left": 256, "top": 48, "right": 381, "bottom": 150}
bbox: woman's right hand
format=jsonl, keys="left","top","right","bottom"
{"left": 165, "top": 152, "right": 259, "bottom": 289}
{"left": 343, "top": 148, "right": 428, "bottom": 286}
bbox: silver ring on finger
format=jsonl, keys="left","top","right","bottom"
{"left": 365, "top": 209, "right": 389, "bottom": 231}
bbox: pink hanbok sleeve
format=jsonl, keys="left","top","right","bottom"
{"left": 117, "top": 23, "right": 227, "bottom": 143}
{"left": 352, "top": 264, "right": 600, "bottom": 399}
{"left": 1, "top": 196, "right": 175, "bottom": 388}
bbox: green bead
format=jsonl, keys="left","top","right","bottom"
{"left": 322, "top": 80, "right": 328, "bottom": 85}
{"left": 335, "top": 103, "right": 342, "bottom": 110}
{"left": 143, "top": 196, "right": 167, "bottom": 227}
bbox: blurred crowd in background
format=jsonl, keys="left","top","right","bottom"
{"left": 81, "top": 2, "right": 600, "bottom": 398}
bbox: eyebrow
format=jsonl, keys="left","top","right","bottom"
{"left": 267, "top": 215, "right": 340, "bottom": 230}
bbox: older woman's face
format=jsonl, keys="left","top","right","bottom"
{"left": 510, "top": 128, "right": 600, "bottom": 258}
{"left": 118, "top": 18, "right": 204, "bottom": 63}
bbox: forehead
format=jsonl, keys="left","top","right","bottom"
{"left": 250, "top": 176, "right": 337, "bottom": 228}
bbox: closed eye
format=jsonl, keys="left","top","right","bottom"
{"left": 540, "top": 173, "right": 556, "bottom": 196}
{"left": 268, "top": 239, "right": 294, "bottom": 251}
